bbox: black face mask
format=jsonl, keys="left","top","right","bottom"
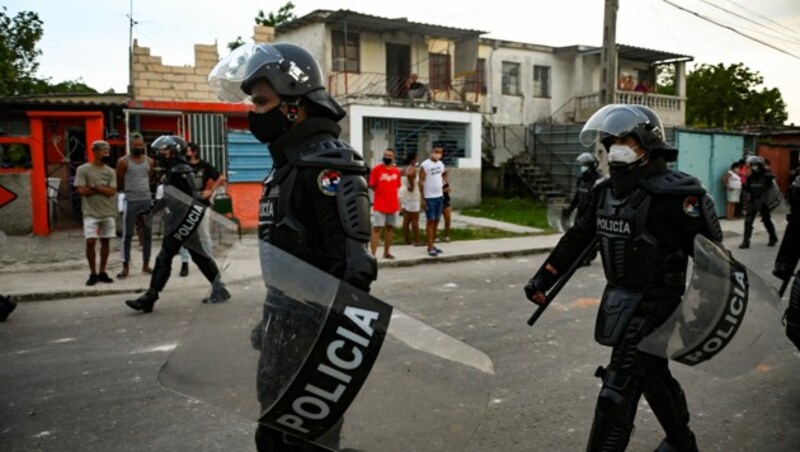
{"left": 101, "top": 156, "right": 112, "bottom": 166}
{"left": 248, "top": 108, "right": 292, "bottom": 144}
{"left": 131, "top": 147, "right": 144, "bottom": 157}
{"left": 382, "top": 157, "right": 393, "bottom": 166}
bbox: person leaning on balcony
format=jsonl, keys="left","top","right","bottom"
{"left": 405, "top": 73, "right": 431, "bottom": 100}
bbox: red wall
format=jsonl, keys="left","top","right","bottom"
{"left": 227, "top": 182, "right": 261, "bottom": 230}
{"left": 758, "top": 145, "right": 793, "bottom": 193}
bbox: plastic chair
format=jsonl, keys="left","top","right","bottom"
{"left": 212, "top": 192, "right": 241, "bottom": 241}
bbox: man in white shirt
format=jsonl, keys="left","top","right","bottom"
{"left": 419, "top": 145, "right": 446, "bottom": 257}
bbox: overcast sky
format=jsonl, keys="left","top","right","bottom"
{"left": 5, "top": 0, "right": 800, "bottom": 123}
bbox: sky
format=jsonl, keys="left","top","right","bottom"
{"left": 5, "top": 0, "right": 800, "bottom": 123}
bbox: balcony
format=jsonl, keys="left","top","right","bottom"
{"left": 326, "top": 72, "right": 483, "bottom": 112}
{"left": 574, "top": 91, "right": 686, "bottom": 126}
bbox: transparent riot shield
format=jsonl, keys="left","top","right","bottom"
{"left": 638, "top": 235, "right": 784, "bottom": 378}
{"left": 547, "top": 204, "right": 574, "bottom": 233}
{"left": 159, "top": 241, "right": 495, "bottom": 451}
{"left": 766, "top": 180, "right": 784, "bottom": 211}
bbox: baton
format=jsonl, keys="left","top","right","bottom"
{"left": 527, "top": 237, "right": 599, "bottom": 326}
{"left": 779, "top": 278, "right": 791, "bottom": 298}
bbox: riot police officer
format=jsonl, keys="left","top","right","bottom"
{"left": 213, "top": 43, "right": 376, "bottom": 451}
{"left": 774, "top": 174, "right": 800, "bottom": 350}
{"left": 524, "top": 104, "right": 722, "bottom": 452}
{"left": 564, "top": 152, "right": 603, "bottom": 265}
{"left": 739, "top": 155, "right": 778, "bottom": 249}
{"left": 125, "top": 135, "right": 230, "bottom": 313}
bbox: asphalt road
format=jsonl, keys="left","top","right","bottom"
{"left": 1, "top": 234, "right": 799, "bottom": 451}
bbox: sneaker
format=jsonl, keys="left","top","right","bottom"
{"left": 433, "top": 246, "right": 443, "bottom": 254}
{"left": 125, "top": 290, "right": 158, "bottom": 313}
{"left": 97, "top": 272, "right": 114, "bottom": 283}
{"left": 179, "top": 262, "right": 189, "bottom": 277}
{"left": 86, "top": 274, "right": 99, "bottom": 286}
{"left": 202, "top": 285, "right": 231, "bottom": 304}
{"left": 428, "top": 249, "right": 439, "bottom": 257}
{"left": 142, "top": 264, "right": 153, "bottom": 275}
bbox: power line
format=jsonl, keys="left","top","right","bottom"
{"left": 722, "top": 0, "right": 800, "bottom": 37}
{"left": 661, "top": 0, "right": 800, "bottom": 61}
{"left": 694, "top": 0, "right": 800, "bottom": 46}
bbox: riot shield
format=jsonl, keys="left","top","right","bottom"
{"left": 638, "top": 235, "right": 784, "bottom": 378}
{"left": 159, "top": 242, "right": 495, "bottom": 451}
{"left": 766, "top": 180, "right": 784, "bottom": 211}
{"left": 546, "top": 204, "right": 574, "bottom": 233}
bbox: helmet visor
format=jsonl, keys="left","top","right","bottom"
{"left": 208, "top": 43, "right": 284, "bottom": 103}
{"left": 579, "top": 104, "right": 651, "bottom": 147}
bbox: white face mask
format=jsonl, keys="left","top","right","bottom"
{"left": 608, "top": 144, "right": 641, "bottom": 164}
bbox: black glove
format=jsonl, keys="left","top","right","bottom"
{"left": 524, "top": 268, "right": 559, "bottom": 304}
{"left": 773, "top": 262, "right": 794, "bottom": 281}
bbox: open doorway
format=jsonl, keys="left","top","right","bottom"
{"left": 386, "top": 43, "right": 410, "bottom": 98}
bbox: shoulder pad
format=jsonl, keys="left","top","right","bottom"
{"left": 792, "top": 175, "right": 800, "bottom": 189}
{"left": 286, "top": 137, "right": 367, "bottom": 174}
{"left": 641, "top": 171, "right": 705, "bottom": 195}
{"left": 170, "top": 162, "right": 194, "bottom": 175}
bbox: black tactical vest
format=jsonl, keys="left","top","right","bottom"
{"left": 596, "top": 186, "right": 660, "bottom": 290}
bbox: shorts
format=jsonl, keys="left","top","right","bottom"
{"left": 84, "top": 216, "right": 116, "bottom": 239}
{"left": 425, "top": 196, "right": 444, "bottom": 221}
{"left": 373, "top": 211, "right": 398, "bottom": 227}
{"left": 401, "top": 198, "right": 421, "bottom": 213}
{"left": 727, "top": 189, "right": 741, "bottom": 203}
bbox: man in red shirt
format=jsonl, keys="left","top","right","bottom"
{"left": 369, "top": 148, "right": 402, "bottom": 259}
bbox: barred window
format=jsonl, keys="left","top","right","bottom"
{"left": 464, "top": 58, "right": 487, "bottom": 94}
{"left": 533, "top": 65, "right": 551, "bottom": 98}
{"left": 502, "top": 62, "right": 520, "bottom": 95}
{"left": 429, "top": 53, "right": 451, "bottom": 90}
{"left": 332, "top": 30, "right": 359, "bottom": 73}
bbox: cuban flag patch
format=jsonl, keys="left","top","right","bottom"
{"left": 317, "top": 169, "right": 342, "bottom": 196}
{"left": 683, "top": 195, "right": 701, "bottom": 217}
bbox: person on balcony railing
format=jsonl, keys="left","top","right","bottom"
{"left": 405, "top": 73, "right": 431, "bottom": 100}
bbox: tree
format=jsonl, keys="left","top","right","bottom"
{"left": 0, "top": 6, "right": 44, "bottom": 96}
{"left": 228, "top": 2, "right": 298, "bottom": 50}
{"left": 686, "top": 63, "right": 787, "bottom": 129}
{"left": 0, "top": 6, "right": 97, "bottom": 96}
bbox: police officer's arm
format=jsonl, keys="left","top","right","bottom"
{"left": 566, "top": 179, "right": 580, "bottom": 213}
{"left": 525, "top": 189, "right": 600, "bottom": 303}
{"left": 670, "top": 192, "right": 723, "bottom": 258}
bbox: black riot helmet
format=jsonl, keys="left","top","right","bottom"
{"left": 151, "top": 135, "right": 188, "bottom": 159}
{"left": 580, "top": 104, "right": 677, "bottom": 162}
{"left": 746, "top": 155, "right": 765, "bottom": 172}
{"left": 576, "top": 152, "right": 598, "bottom": 169}
{"left": 210, "top": 42, "right": 346, "bottom": 121}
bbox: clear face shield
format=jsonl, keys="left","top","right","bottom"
{"left": 579, "top": 104, "right": 652, "bottom": 148}
{"left": 208, "top": 43, "right": 285, "bottom": 103}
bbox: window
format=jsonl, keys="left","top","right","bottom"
{"left": 429, "top": 53, "right": 451, "bottom": 90}
{"left": 533, "top": 65, "right": 551, "bottom": 98}
{"left": 502, "top": 62, "right": 520, "bottom": 95}
{"left": 465, "top": 58, "right": 487, "bottom": 94}
{"left": 332, "top": 30, "right": 360, "bottom": 73}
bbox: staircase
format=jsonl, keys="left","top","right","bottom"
{"left": 509, "top": 151, "right": 567, "bottom": 203}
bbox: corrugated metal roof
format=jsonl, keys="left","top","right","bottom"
{"left": 277, "top": 9, "right": 486, "bottom": 39}
{"left": 579, "top": 44, "right": 693, "bottom": 64}
{"left": 0, "top": 93, "right": 129, "bottom": 108}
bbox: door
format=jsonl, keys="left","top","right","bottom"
{"left": 386, "top": 43, "right": 410, "bottom": 98}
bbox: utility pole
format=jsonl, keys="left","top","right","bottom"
{"left": 599, "top": 0, "right": 619, "bottom": 106}
{"left": 127, "top": 0, "right": 137, "bottom": 98}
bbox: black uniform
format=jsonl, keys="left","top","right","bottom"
{"left": 774, "top": 175, "right": 800, "bottom": 350}
{"left": 567, "top": 168, "right": 603, "bottom": 219}
{"left": 530, "top": 159, "right": 721, "bottom": 452}
{"left": 252, "top": 117, "right": 376, "bottom": 451}
{"left": 742, "top": 168, "right": 778, "bottom": 246}
{"left": 126, "top": 154, "right": 226, "bottom": 312}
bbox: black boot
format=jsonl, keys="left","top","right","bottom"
{"left": 768, "top": 235, "right": 779, "bottom": 247}
{"left": 0, "top": 295, "right": 17, "bottom": 321}
{"left": 125, "top": 290, "right": 158, "bottom": 313}
{"left": 738, "top": 240, "right": 750, "bottom": 249}
{"left": 654, "top": 432, "right": 698, "bottom": 452}
{"left": 202, "top": 282, "right": 231, "bottom": 304}
{"left": 180, "top": 262, "right": 189, "bottom": 277}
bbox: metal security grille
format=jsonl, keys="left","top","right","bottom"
{"left": 370, "top": 118, "right": 467, "bottom": 166}
{"left": 186, "top": 114, "right": 226, "bottom": 175}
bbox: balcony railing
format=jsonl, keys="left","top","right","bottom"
{"left": 574, "top": 91, "right": 686, "bottom": 125}
{"left": 327, "top": 72, "right": 484, "bottom": 106}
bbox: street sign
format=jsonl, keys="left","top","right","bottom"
{"left": 0, "top": 184, "right": 18, "bottom": 209}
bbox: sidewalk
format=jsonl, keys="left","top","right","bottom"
{"left": 0, "top": 214, "right": 776, "bottom": 301}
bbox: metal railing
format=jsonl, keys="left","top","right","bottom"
{"left": 574, "top": 91, "right": 685, "bottom": 123}
{"left": 327, "top": 72, "right": 483, "bottom": 104}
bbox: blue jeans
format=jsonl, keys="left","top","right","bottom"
{"left": 425, "top": 196, "right": 444, "bottom": 221}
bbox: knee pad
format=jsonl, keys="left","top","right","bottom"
{"left": 597, "top": 369, "right": 638, "bottom": 416}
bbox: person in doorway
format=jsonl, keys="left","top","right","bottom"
{"left": 400, "top": 152, "right": 422, "bottom": 246}
{"left": 75, "top": 140, "right": 118, "bottom": 286}
{"left": 116, "top": 132, "right": 154, "bottom": 278}
{"left": 419, "top": 145, "right": 447, "bottom": 257}
{"left": 369, "top": 148, "right": 402, "bottom": 259}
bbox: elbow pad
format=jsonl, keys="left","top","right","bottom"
{"left": 344, "top": 238, "right": 377, "bottom": 292}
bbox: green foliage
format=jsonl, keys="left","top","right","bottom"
{"left": 461, "top": 195, "right": 551, "bottom": 230}
{"left": 0, "top": 7, "right": 97, "bottom": 96}
{"left": 655, "top": 65, "right": 676, "bottom": 96}
{"left": 0, "top": 6, "right": 44, "bottom": 96}
{"left": 227, "top": 2, "right": 297, "bottom": 50}
{"left": 686, "top": 63, "right": 787, "bottom": 129}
